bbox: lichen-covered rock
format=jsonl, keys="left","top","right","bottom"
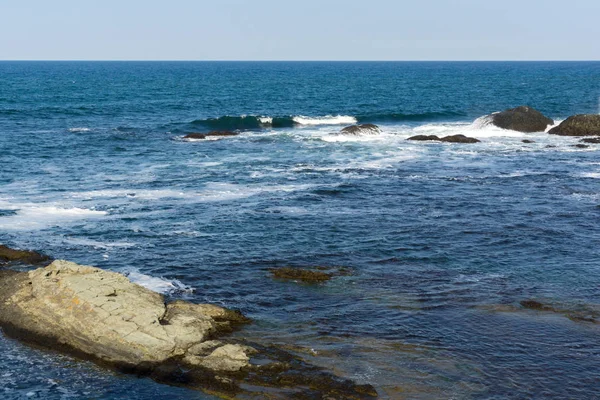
{"left": 0, "top": 260, "right": 376, "bottom": 398}
{"left": 340, "top": 124, "right": 380, "bottom": 135}
{"left": 491, "top": 106, "right": 554, "bottom": 132}
{"left": 0, "top": 245, "right": 50, "bottom": 265}
{"left": 548, "top": 114, "right": 600, "bottom": 136}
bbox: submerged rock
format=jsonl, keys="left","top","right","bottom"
{"left": 340, "top": 124, "right": 380, "bottom": 135}
{"left": 270, "top": 267, "right": 333, "bottom": 283}
{"left": 522, "top": 139, "right": 535, "bottom": 144}
{"left": 549, "top": 115, "right": 600, "bottom": 136}
{"left": 520, "top": 300, "right": 555, "bottom": 311}
{"left": 0, "top": 260, "right": 375, "bottom": 398}
{"left": 183, "top": 131, "right": 239, "bottom": 140}
{"left": 491, "top": 106, "right": 554, "bottom": 132}
{"left": 0, "top": 244, "right": 50, "bottom": 265}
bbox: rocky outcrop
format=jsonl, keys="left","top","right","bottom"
{"left": 0, "top": 260, "right": 375, "bottom": 398}
{"left": 183, "top": 131, "right": 239, "bottom": 140}
{"left": 407, "top": 134, "right": 480, "bottom": 143}
{"left": 548, "top": 114, "right": 600, "bottom": 136}
{"left": 491, "top": 106, "right": 553, "bottom": 132}
{"left": 0, "top": 244, "right": 50, "bottom": 265}
{"left": 340, "top": 124, "right": 380, "bottom": 135}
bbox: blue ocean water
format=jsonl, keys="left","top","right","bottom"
{"left": 1, "top": 61, "right": 600, "bottom": 399}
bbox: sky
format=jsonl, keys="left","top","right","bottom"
{"left": 1, "top": 0, "right": 599, "bottom": 61}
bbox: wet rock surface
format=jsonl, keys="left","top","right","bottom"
{"left": 0, "top": 244, "right": 50, "bottom": 266}
{"left": 340, "top": 124, "right": 381, "bottom": 135}
{"left": 407, "top": 134, "right": 480, "bottom": 143}
{"left": 0, "top": 260, "right": 375, "bottom": 398}
{"left": 183, "top": 131, "right": 239, "bottom": 140}
{"left": 407, "top": 135, "right": 441, "bottom": 141}
{"left": 548, "top": 114, "right": 600, "bottom": 136}
{"left": 491, "top": 106, "right": 553, "bottom": 132}
{"left": 581, "top": 137, "right": 600, "bottom": 144}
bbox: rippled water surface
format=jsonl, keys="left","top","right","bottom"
{"left": 1, "top": 61, "right": 600, "bottom": 399}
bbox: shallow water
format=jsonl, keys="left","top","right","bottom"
{"left": 1, "top": 61, "right": 600, "bottom": 399}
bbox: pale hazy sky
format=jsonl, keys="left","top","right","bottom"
{"left": 1, "top": 0, "right": 599, "bottom": 60}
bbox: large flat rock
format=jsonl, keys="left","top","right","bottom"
{"left": 0, "top": 260, "right": 376, "bottom": 398}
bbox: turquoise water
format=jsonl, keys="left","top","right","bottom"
{"left": 1, "top": 61, "right": 600, "bottom": 399}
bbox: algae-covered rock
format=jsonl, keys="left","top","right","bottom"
{"left": 0, "top": 244, "right": 50, "bottom": 265}
{"left": 270, "top": 267, "right": 333, "bottom": 283}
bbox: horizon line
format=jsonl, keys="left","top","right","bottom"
{"left": 1, "top": 59, "right": 600, "bottom": 63}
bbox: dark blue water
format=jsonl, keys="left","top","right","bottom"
{"left": 1, "top": 62, "right": 600, "bottom": 399}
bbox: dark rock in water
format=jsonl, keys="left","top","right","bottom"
{"left": 572, "top": 144, "right": 589, "bottom": 149}
{"left": 491, "top": 106, "right": 554, "bottom": 133}
{"left": 548, "top": 114, "right": 600, "bottom": 136}
{"left": 407, "top": 134, "right": 480, "bottom": 143}
{"left": 0, "top": 245, "right": 50, "bottom": 265}
{"left": 522, "top": 139, "right": 535, "bottom": 144}
{"left": 520, "top": 300, "right": 555, "bottom": 311}
{"left": 439, "top": 134, "right": 481, "bottom": 143}
{"left": 0, "top": 260, "right": 376, "bottom": 399}
{"left": 581, "top": 137, "right": 600, "bottom": 144}
{"left": 545, "top": 145, "right": 557, "bottom": 148}
{"left": 339, "top": 124, "right": 380, "bottom": 135}
{"left": 270, "top": 267, "right": 332, "bottom": 283}
{"left": 184, "top": 131, "right": 239, "bottom": 140}
{"left": 407, "top": 135, "right": 440, "bottom": 141}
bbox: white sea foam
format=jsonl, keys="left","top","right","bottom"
{"left": 62, "top": 237, "right": 137, "bottom": 249}
{"left": 124, "top": 268, "right": 194, "bottom": 295}
{"left": 293, "top": 115, "right": 357, "bottom": 125}
{"left": 580, "top": 172, "right": 600, "bottom": 179}
{"left": 198, "top": 182, "right": 316, "bottom": 202}
{"left": 72, "top": 189, "right": 191, "bottom": 200}
{"left": 68, "top": 127, "right": 91, "bottom": 132}
{"left": 259, "top": 117, "right": 273, "bottom": 124}
{"left": 0, "top": 200, "right": 107, "bottom": 230}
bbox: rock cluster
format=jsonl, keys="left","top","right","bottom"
{"left": 0, "top": 259, "right": 376, "bottom": 398}
{"left": 407, "top": 134, "right": 480, "bottom": 143}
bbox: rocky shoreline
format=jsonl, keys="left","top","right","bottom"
{"left": 0, "top": 247, "right": 377, "bottom": 399}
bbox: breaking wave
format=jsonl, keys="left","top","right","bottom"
{"left": 182, "top": 111, "right": 468, "bottom": 131}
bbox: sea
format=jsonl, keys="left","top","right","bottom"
{"left": 1, "top": 61, "right": 600, "bottom": 399}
